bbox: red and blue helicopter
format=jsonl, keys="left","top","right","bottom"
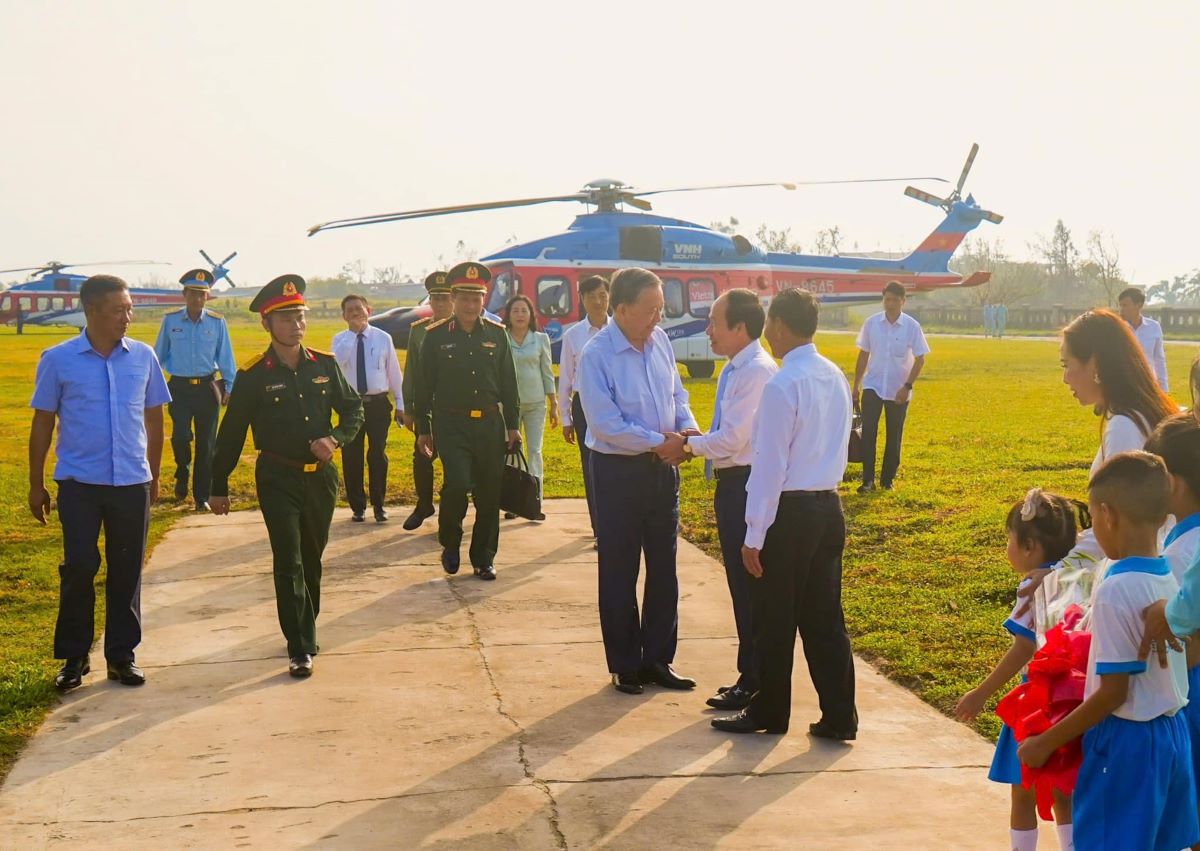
{"left": 310, "top": 146, "right": 1001, "bottom": 377}
{"left": 0, "top": 250, "right": 239, "bottom": 333}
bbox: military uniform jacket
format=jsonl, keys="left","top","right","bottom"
{"left": 415, "top": 316, "right": 519, "bottom": 436}
{"left": 210, "top": 345, "right": 365, "bottom": 496}
{"left": 401, "top": 317, "right": 432, "bottom": 411}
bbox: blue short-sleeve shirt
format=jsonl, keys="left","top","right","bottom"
{"left": 30, "top": 331, "right": 172, "bottom": 486}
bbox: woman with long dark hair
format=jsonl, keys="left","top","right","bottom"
{"left": 503, "top": 294, "right": 557, "bottom": 520}
{"left": 1024, "top": 309, "right": 1179, "bottom": 625}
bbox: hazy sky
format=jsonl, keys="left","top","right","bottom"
{"left": 3, "top": 2, "right": 1198, "bottom": 288}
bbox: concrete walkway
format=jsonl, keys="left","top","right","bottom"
{"left": 0, "top": 500, "right": 1015, "bottom": 849}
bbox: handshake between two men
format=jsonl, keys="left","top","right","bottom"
{"left": 653, "top": 427, "right": 704, "bottom": 465}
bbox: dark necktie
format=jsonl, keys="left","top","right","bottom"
{"left": 356, "top": 333, "right": 367, "bottom": 394}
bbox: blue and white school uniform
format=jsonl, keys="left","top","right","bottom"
{"left": 1073, "top": 557, "right": 1199, "bottom": 851}
{"left": 1164, "top": 512, "right": 1200, "bottom": 792}
{"left": 988, "top": 575, "right": 1038, "bottom": 785}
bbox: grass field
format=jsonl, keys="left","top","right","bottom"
{"left": 1, "top": 316, "right": 1196, "bottom": 781}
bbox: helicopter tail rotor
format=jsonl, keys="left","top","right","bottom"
{"left": 903, "top": 143, "right": 1001, "bottom": 224}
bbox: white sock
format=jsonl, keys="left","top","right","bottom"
{"left": 1010, "top": 828, "right": 1038, "bottom": 851}
{"left": 1055, "top": 823, "right": 1073, "bottom": 850}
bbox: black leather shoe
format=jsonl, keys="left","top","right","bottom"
{"left": 612, "top": 673, "right": 643, "bottom": 695}
{"left": 503, "top": 511, "right": 517, "bottom": 520}
{"left": 55, "top": 657, "right": 90, "bottom": 691}
{"left": 808, "top": 719, "right": 857, "bottom": 741}
{"left": 711, "top": 710, "right": 787, "bottom": 734}
{"left": 474, "top": 564, "right": 496, "bottom": 581}
{"left": 289, "top": 654, "right": 314, "bottom": 678}
{"left": 351, "top": 511, "right": 366, "bottom": 523}
{"left": 706, "top": 684, "right": 757, "bottom": 710}
{"left": 403, "top": 505, "right": 435, "bottom": 531}
{"left": 639, "top": 662, "right": 696, "bottom": 690}
{"left": 857, "top": 483, "right": 875, "bottom": 494}
{"left": 106, "top": 661, "right": 145, "bottom": 686}
{"left": 194, "top": 501, "right": 210, "bottom": 513}
{"left": 441, "top": 548, "right": 460, "bottom": 575}
{"left": 374, "top": 507, "right": 389, "bottom": 522}
{"left": 535, "top": 512, "right": 546, "bottom": 521}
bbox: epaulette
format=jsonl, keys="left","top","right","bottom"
{"left": 426, "top": 317, "right": 452, "bottom": 331}
{"left": 306, "top": 347, "right": 335, "bottom": 358}
{"left": 205, "top": 310, "right": 224, "bottom": 319}
{"left": 240, "top": 352, "right": 265, "bottom": 371}
{"left": 483, "top": 316, "right": 505, "bottom": 328}
{"left": 411, "top": 316, "right": 432, "bottom": 327}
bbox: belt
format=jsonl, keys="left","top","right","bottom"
{"left": 713, "top": 465, "right": 751, "bottom": 480}
{"left": 780, "top": 489, "right": 838, "bottom": 500}
{"left": 440, "top": 404, "right": 500, "bottom": 419}
{"left": 362, "top": 393, "right": 391, "bottom": 402}
{"left": 258, "top": 450, "right": 328, "bottom": 473}
{"left": 173, "top": 373, "right": 215, "bottom": 386}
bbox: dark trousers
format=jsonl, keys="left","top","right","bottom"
{"left": 168, "top": 376, "right": 219, "bottom": 503}
{"left": 54, "top": 480, "right": 150, "bottom": 663}
{"left": 435, "top": 412, "right": 505, "bottom": 568}
{"left": 591, "top": 452, "right": 680, "bottom": 673}
{"left": 860, "top": 388, "right": 909, "bottom": 487}
{"left": 748, "top": 491, "right": 856, "bottom": 730}
{"left": 256, "top": 460, "right": 338, "bottom": 656}
{"left": 412, "top": 438, "right": 438, "bottom": 511}
{"left": 342, "top": 394, "right": 392, "bottom": 513}
{"left": 571, "top": 393, "right": 596, "bottom": 535}
{"left": 714, "top": 470, "right": 758, "bottom": 691}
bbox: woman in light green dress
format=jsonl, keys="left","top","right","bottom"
{"left": 504, "top": 294, "right": 557, "bottom": 520}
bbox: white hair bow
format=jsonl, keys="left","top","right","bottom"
{"left": 1020, "top": 488, "right": 1044, "bottom": 522}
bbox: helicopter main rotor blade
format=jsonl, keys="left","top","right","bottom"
{"left": 0, "top": 259, "right": 169, "bottom": 275}
{"left": 0, "top": 265, "right": 54, "bottom": 274}
{"left": 308, "top": 194, "right": 589, "bottom": 236}
{"left": 633, "top": 176, "right": 949, "bottom": 198}
{"left": 221, "top": 251, "right": 238, "bottom": 265}
{"left": 199, "top": 249, "right": 217, "bottom": 266}
{"left": 956, "top": 143, "right": 979, "bottom": 196}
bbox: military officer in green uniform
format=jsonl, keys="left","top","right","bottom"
{"left": 415, "top": 261, "right": 520, "bottom": 580}
{"left": 401, "top": 271, "right": 454, "bottom": 531}
{"left": 209, "top": 275, "right": 363, "bottom": 677}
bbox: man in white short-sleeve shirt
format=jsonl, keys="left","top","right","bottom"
{"left": 1118, "top": 287, "right": 1168, "bottom": 391}
{"left": 852, "top": 281, "right": 930, "bottom": 492}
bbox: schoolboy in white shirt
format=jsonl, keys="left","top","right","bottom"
{"left": 1018, "top": 451, "right": 1198, "bottom": 851}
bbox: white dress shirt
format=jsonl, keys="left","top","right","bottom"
{"left": 744, "top": 343, "right": 851, "bottom": 549}
{"left": 557, "top": 315, "right": 608, "bottom": 427}
{"left": 856, "top": 311, "right": 931, "bottom": 401}
{"left": 688, "top": 339, "right": 777, "bottom": 470}
{"left": 1130, "top": 315, "right": 1169, "bottom": 391}
{"left": 577, "top": 323, "right": 698, "bottom": 455}
{"left": 331, "top": 324, "right": 405, "bottom": 408}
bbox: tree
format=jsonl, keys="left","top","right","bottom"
{"left": 708, "top": 216, "right": 739, "bottom": 235}
{"left": 1147, "top": 270, "right": 1200, "bottom": 306}
{"left": 341, "top": 259, "right": 366, "bottom": 286}
{"left": 812, "top": 226, "right": 842, "bottom": 256}
{"left": 946, "top": 238, "right": 1049, "bottom": 306}
{"left": 1081, "top": 231, "right": 1124, "bottom": 307}
{"left": 1032, "top": 220, "right": 1079, "bottom": 303}
{"left": 753, "top": 224, "right": 802, "bottom": 253}
{"left": 371, "top": 265, "right": 402, "bottom": 285}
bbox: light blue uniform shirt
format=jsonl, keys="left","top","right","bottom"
{"left": 154, "top": 307, "right": 237, "bottom": 390}
{"left": 577, "top": 323, "right": 697, "bottom": 455}
{"left": 507, "top": 329, "right": 555, "bottom": 406}
{"left": 31, "top": 331, "right": 172, "bottom": 486}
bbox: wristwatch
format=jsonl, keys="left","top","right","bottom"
{"left": 683, "top": 435, "right": 694, "bottom": 457}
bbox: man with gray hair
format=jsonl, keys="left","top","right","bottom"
{"left": 578, "top": 267, "right": 699, "bottom": 696}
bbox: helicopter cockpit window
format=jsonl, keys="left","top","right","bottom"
{"left": 687, "top": 279, "right": 716, "bottom": 319}
{"left": 536, "top": 276, "right": 572, "bottom": 318}
{"left": 487, "top": 271, "right": 515, "bottom": 314}
{"left": 662, "top": 278, "right": 685, "bottom": 319}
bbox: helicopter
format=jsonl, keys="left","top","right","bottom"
{"left": 0, "top": 250, "right": 238, "bottom": 332}
{"left": 309, "top": 146, "right": 1001, "bottom": 377}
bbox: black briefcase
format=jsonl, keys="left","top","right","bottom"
{"left": 500, "top": 447, "right": 542, "bottom": 520}
{"left": 846, "top": 402, "right": 864, "bottom": 464}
